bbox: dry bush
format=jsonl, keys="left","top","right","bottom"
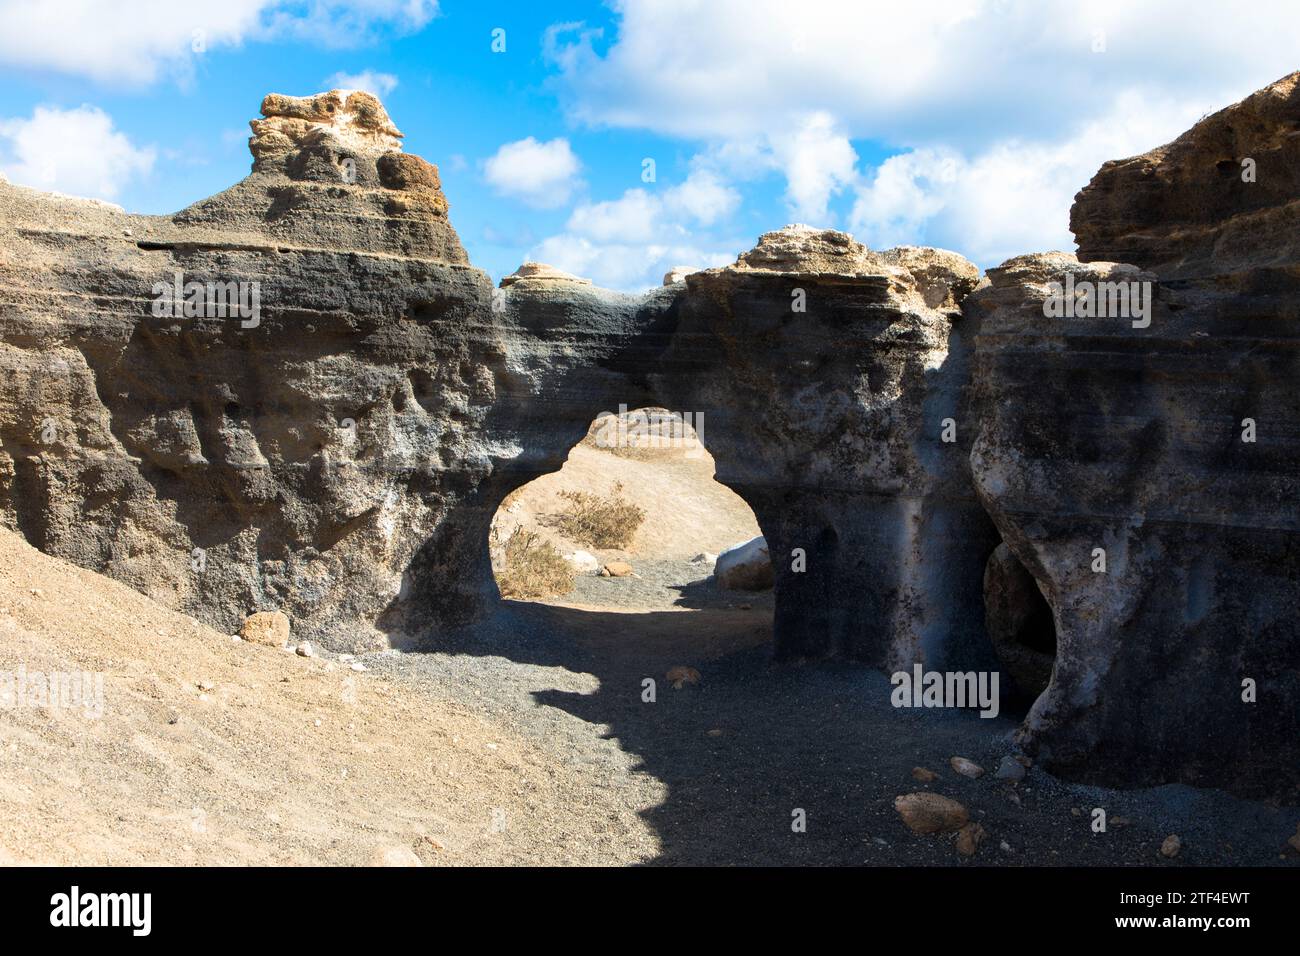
{"left": 555, "top": 481, "right": 646, "bottom": 549}
{"left": 496, "top": 529, "right": 575, "bottom": 599}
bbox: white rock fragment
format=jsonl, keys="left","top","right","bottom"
{"left": 564, "top": 550, "right": 600, "bottom": 574}
{"left": 950, "top": 756, "right": 985, "bottom": 779}
{"left": 715, "top": 536, "right": 773, "bottom": 591}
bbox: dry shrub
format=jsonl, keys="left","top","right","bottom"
{"left": 555, "top": 481, "right": 646, "bottom": 549}
{"left": 496, "top": 529, "right": 575, "bottom": 599}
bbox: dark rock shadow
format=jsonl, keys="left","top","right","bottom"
{"left": 409, "top": 597, "right": 1289, "bottom": 867}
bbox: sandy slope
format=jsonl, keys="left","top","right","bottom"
{"left": 0, "top": 529, "right": 657, "bottom": 865}
{"left": 493, "top": 433, "right": 763, "bottom": 567}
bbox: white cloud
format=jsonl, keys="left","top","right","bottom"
{"left": 529, "top": 169, "right": 742, "bottom": 290}
{"left": 546, "top": 0, "right": 1300, "bottom": 255}
{"left": 482, "top": 137, "right": 582, "bottom": 209}
{"left": 849, "top": 92, "right": 1206, "bottom": 265}
{"left": 261, "top": 0, "right": 438, "bottom": 46}
{"left": 324, "top": 69, "right": 399, "bottom": 98}
{"left": 547, "top": 0, "right": 1300, "bottom": 148}
{"left": 770, "top": 112, "right": 859, "bottom": 224}
{"left": 566, "top": 189, "right": 660, "bottom": 243}
{"left": 0, "top": 105, "right": 155, "bottom": 201}
{"left": 662, "top": 169, "right": 741, "bottom": 226}
{"left": 0, "top": 0, "right": 439, "bottom": 86}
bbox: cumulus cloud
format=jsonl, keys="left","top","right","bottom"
{"left": 849, "top": 92, "right": 1206, "bottom": 265}
{"left": 0, "top": 105, "right": 155, "bottom": 201}
{"left": 529, "top": 169, "right": 742, "bottom": 290}
{"left": 545, "top": 0, "right": 1300, "bottom": 261}
{"left": 324, "top": 69, "right": 399, "bottom": 98}
{"left": 482, "top": 137, "right": 582, "bottom": 208}
{"left": 260, "top": 0, "right": 438, "bottom": 46}
{"left": 547, "top": 0, "right": 1300, "bottom": 148}
{"left": 660, "top": 169, "right": 740, "bottom": 226}
{"left": 771, "top": 113, "right": 859, "bottom": 224}
{"left": 0, "top": 0, "right": 439, "bottom": 86}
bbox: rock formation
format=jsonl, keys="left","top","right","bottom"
{"left": 1071, "top": 72, "right": 1300, "bottom": 280}
{"left": 0, "top": 90, "right": 485, "bottom": 650}
{"left": 1, "top": 78, "right": 1297, "bottom": 800}
{"left": 970, "top": 72, "right": 1300, "bottom": 798}
{"left": 652, "top": 227, "right": 997, "bottom": 667}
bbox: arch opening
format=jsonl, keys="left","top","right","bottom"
{"left": 487, "top": 406, "right": 774, "bottom": 650}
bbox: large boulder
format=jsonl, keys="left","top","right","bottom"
{"left": 714, "top": 536, "right": 773, "bottom": 591}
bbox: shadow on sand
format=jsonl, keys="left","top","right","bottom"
{"left": 423, "top": 594, "right": 1061, "bottom": 866}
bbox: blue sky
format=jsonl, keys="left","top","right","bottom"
{"left": 0, "top": 1, "right": 1297, "bottom": 291}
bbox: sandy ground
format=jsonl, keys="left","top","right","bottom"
{"left": 402, "top": 597, "right": 1300, "bottom": 867}
{"left": 0, "top": 529, "right": 658, "bottom": 866}
{"left": 492, "top": 434, "right": 762, "bottom": 567}
{"left": 1, "top": 528, "right": 1296, "bottom": 867}
{"left": 2, "top": 419, "right": 1297, "bottom": 867}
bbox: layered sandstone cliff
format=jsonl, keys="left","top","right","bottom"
{"left": 1071, "top": 71, "right": 1300, "bottom": 280}
{"left": 0, "top": 91, "right": 485, "bottom": 650}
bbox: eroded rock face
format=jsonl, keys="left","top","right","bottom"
{"left": 499, "top": 261, "right": 592, "bottom": 286}
{"left": 967, "top": 75, "right": 1300, "bottom": 800}
{"left": 250, "top": 90, "right": 404, "bottom": 166}
{"left": 968, "top": 250, "right": 1300, "bottom": 798}
{"left": 970, "top": 76, "right": 1300, "bottom": 800}
{"left": 0, "top": 91, "right": 487, "bottom": 650}
{"left": 652, "top": 227, "right": 998, "bottom": 667}
{"left": 1071, "top": 71, "right": 1300, "bottom": 279}
{"left": 405, "top": 276, "right": 679, "bottom": 639}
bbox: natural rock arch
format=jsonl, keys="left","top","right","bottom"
{"left": 2, "top": 80, "right": 1298, "bottom": 799}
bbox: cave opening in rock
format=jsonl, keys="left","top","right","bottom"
{"left": 983, "top": 543, "right": 1058, "bottom": 709}
{"left": 488, "top": 407, "right": 774, "bottom": 651}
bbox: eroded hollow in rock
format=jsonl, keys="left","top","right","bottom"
{"left": 488, "top": 407, "right": 772, "bottom": 621}
{"left": 983, "top": 543, "right": 1057, "bottom": 705}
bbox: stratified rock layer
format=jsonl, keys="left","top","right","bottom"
{"left": 968, "top": 250, "right": 1300, "bottom": 797}
{"left": 0, "top": 90, "right": 483, "bottom": 650}
{"left": 653, "top": 227, "right": 997, "bottom": 667}
{"left": 1071, "top": 71, "right": 1300, "bottom": 279}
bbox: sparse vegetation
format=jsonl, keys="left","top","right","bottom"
{"left": 555, "top": 481, "right": 647, "bottom": 549}
{"left": 496, "top": 528, "right": 575, "bottom": 599}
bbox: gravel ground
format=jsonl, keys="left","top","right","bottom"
{"left": 370, "top": 569, "right": 1300, "bottom": 867}
{"left": 12, "top": 508, "right": 1290, "bottom": 867}
{"left": 562, "top": 558, "right": 776, "bottom": 612}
